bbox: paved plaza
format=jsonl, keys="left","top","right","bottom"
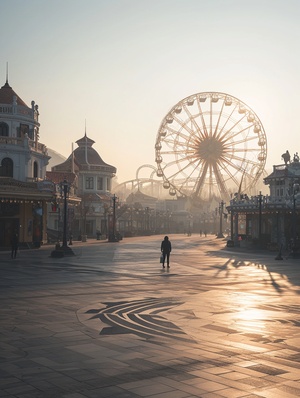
{"left": 1, "top": 235, "right": 300, "bottom": 398}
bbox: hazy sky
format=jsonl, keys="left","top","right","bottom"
{"left": 1, "top": 0, "right": 300, "bottom": 184}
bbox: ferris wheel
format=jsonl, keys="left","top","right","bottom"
{"left": 155, "top": 92, "right": 267, "bottom": 202}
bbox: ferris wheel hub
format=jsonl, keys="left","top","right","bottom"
{"left": 196, "top": 137, "right": 224, "bottom": 163}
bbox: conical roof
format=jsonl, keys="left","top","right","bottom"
{"left": 0, "top": 80, "right": 28, "bottom": 107}
{"left": 72, "top": 134, "right": 116, "bottom": 171}
{"left": 52, "top": 133, "right": 116, "bottom": 174}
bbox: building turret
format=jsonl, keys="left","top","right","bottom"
{"left": 0, "top": 77, "right": 49, "bottom": 181}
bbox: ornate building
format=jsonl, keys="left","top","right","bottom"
{"left": 47, "top": 133, "right": 116, "bottom": 239}
{"left": 227, "top": 151, "right": 300, "bottom": 253}
{"left": 0, "top": 77, "right": 53, "bottom": 248}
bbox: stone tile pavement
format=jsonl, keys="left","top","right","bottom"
{"left": 1, "top": 235, "right": 300, "bottom": 397}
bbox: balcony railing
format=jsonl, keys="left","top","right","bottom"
{"left": 228, "top": 195, "right": 298, "bottom": 212}
{"left": 28, "top": 140, "right": 48, "bottom": 154}
{"left": 0, "top": 136, "right": 23, "bottom": 146}
{"left": 0, "top": 136, "right": 47, "bottom": 155}
{"left": 0, "top": 105, "right": 33, "bottom": 118}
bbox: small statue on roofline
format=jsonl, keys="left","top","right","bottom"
{"left": 282, "top": 150, "right": 290, "bottom": 165}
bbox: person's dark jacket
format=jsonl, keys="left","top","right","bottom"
{"left": 161, "top": 239, "right": 171, "bottom": 253}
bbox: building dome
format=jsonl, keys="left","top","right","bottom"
{"left": 72, "top": 134, "right": 115, "bottom": 172}
{"left": 52, "top": 133, "right": 116, "bottom": 174}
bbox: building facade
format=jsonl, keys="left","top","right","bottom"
{"left": 48, "top": 133, "right": 116, "bottom": 239}
{"left": 227, "top": 151, "right": 300, "bottom": 251}
{"left": 0, "top": 78, "right": 53, "bottom": 248}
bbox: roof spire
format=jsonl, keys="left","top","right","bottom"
{"left": 2, "top": 62, "right": 11, "bottom": 88}
{"left": 84, "top": 119, "right": 90, "bottom": 168}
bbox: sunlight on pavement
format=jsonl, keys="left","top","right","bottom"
{"left": 236, "top": 308, "right": 268, "bottom": 333}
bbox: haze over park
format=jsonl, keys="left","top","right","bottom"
{"left": 1, "top": 0, "right": 300, "bottom": 186}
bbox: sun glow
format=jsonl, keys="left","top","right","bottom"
{"left": 233, "top": 293, "right": 269, "bottom": 333}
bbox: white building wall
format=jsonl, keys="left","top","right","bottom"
{"left": 0, "top": 91, "right": 49, "bottom": 182}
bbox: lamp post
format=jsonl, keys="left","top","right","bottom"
{"left": 292, "top": 183, "right": 299, "bottom": 256}
{"left": 258, "top": 191, "right": 263, "bottom": 245}
{"left": 145, "top": 207, "right": 150, "bottom": 234}
{"left": 108, "top": 194, "right": 119, "bottom": 242}
{"left": 60, "top": 179, "right": 74, "bottom": 255}
{"left": 217, "top": 200, "right": 225, "bottom": 238}
{"left": 61, "top": 179, "right": 68, "bottom": 248}
{"left": 51, "top": 179, "right": 74, "bottom": 257}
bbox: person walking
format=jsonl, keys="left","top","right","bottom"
{"left": 161, "top": 235, "right": 171, "bottom": 268}
{"left": 11, "top": 231, "right": 19, "bottom": 259}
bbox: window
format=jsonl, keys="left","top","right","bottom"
{"left": 86, "top": 220, "right": 94, "bottom": 235}
{"left": 18, "top": 124, "right": 29, "bottom": 138}
{"left": 107, "top": 177, "right": 111, "bottom": 191}
{"left": 0, "top": 158, "right": 13, "bottom": 177}
{"left": 97, "top": 177, "right": 103, "bottom": 190}
{"left": 0, "top": 122, "right": 9, "bottom": 137}
{"left": 85, "top": 177, "right": 94, "bottom": 189}
{"left": 33, "top": 161, "right": 38, "bottom": 178}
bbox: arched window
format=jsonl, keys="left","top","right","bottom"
{"left": 0, "top": 122, "right": 9, "bottom": 137}
{"left": 0, "top": 158, "right": 13, "bottom": 177}
{"left": 33, "top": 161, "right": 38, "bottom": 179}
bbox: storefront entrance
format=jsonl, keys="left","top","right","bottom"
{"left": 0, "top": 218, "right": 20, "bottom": 249}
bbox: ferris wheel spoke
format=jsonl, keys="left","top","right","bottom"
{"left": 210, "top": 98, "right": 213, "bottom": 135}
{"left": 221, "top": 153, "right": 247, "bottom": 167}
{"left": 160, "top": 147, "right": 195, "bottom": 159}
{"left": 171, "top": 115, "right": 200, "bottom": 138}
{"left": 222, "top": 124, "right": 257, "bottom": 143}
{"left": 217, "top": 160, "right": 242, "bottom": 187}
{"left": 208, "top": 164, "right": 214, "bottom": 199}
{"left": 180, "top": 104, "right": 199, "bottom": 132}
{"left": 222, "top": 148, "right": 261, "bottom": 161}
{"left": 212, "top": 164, "right": 229, "bottom": 197}
{"left": 161, "top": 137, "right": 188, "bottom": 149}
{"left": 221, "top": 154, "right": 254, "bottom": 171}
{"left": 213, "top": 98, "right": 226, "bottom": 138}
{"left": 223, "top": 135, "right": 259, "bottom": 148}
{"left": 178, "top": 160, "right": 203, "bottom": 192}
{"left": 195, "top": 98, "right": 209, "bottom": 137}
{"left": 186, "top": 117, "right": 207, "bottom": 140}
{"left": 182, "top": 104, "right": 206, "bottom": 139}
{"left": 164, "top": 158, "right": 199, "bottom": 182}
{"left": 192, "top": 162, "right": 209, "bottom": 196}
{"left": 171, "top": 118, "right": 205, "bottom": 142}
{"left": 175, "top": 129, "right": 198, "bottom": 143}
{"left": 165, "top": 120, "right": 201, "bottom": 140}
{"left": 164, "top": 126, "right": 191, "bottom": 142}
{"left": 162, "top": 154, "right": 194, "bottom": 167}
{"left": 224, "top": 150, "right": 260, "bottom": 163}
{"left": 161, "top": 141, "right": 191, "bottom": 154}
{"left": 217, "top": 112, "right": 247, "bottom": 142}
{"left": 229, "top": 166, "right": 254, "bottom": 185}
{"left": 164, "top": 154, "right": 198, "bottom": 171}
{"left": 224, "top": 150, "right": 257, "bottom": 164}
{"left": 215, "top": 102, "right": 239, "bottom": 140}
{"left": 231, "top": 146, "right": 261, "bottom": 152}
